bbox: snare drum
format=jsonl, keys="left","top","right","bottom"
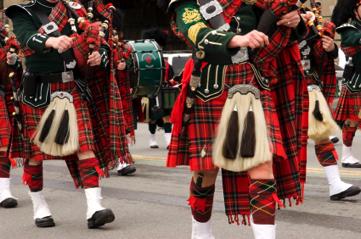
{"left": 127, "top": 39, "right": 164, "bottom": 97}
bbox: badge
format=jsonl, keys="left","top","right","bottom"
{"left": 182, "top": 8, "right": 202, "bottom": 25}
{"left": 69, "top": 1, "right": 81, "bottom": 10}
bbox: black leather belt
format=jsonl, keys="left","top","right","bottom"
{"left": 37, "top": 71, "right": 75, "bottom": 83}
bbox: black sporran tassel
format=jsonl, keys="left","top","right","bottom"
{"left": 222, "top": 110, "right": 239, "bottom": 159}
{"left": 39, "top": 109, "right": 56, "bottom": 143}
{"left": 240, "top": 108, "right": 256, "bottom": 158}
{"left": 55, "top": 109, "right": 70, "bottom": 145}
{"left": 313, "top": 100, "right": 323, "bottom": 121}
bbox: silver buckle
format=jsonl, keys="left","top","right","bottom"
{"left": 199, "top": 0, "right": 223, "bottom": 20}
{"left": 232, "top": 47, "right": 249, "bottom": 64}
{"left": 51, "top": 91, "right": 74, "bottom": 103}
{"left": 42, "top": 22, "right": 59, "bottom": 35}
{"left": 62, "top": 71, "right": 74, "bottom": 83}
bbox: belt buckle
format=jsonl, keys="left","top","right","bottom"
{"left": 42, "top": 22, "right": 59, "bottom": 35}
{"left": 199, "top": 0, "right": 223, "bottom": 21}
{"left": 62, "top": 71, "right": 74, "bottom": 83}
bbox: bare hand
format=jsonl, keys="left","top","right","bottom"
{"left": 228, "top": 30, "right": 269, "bottom": 49}
{"left": 6, "top": 52, "right": 17, "bottom": 65}
{"left": 277, "top": 10, "right": 301, "bottom": 28}
{"left": 87, "top": 51, "right": 102, "bottom": 66}
{"left": 45, "top": 36, "right": 73, "bottom": 53}
{"left": 117, "top": 61, "right": 126, "bottom": 71}
{"left": 322, "top": 35, "right": 335, "bottom": 52}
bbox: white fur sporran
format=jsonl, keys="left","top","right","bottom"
{"left": 213, "top": 85, "right": 272, "bottom": 172}
{"left": 32, "top": 91, "right": 79, "bottom": 156}
{"left": 307, "top": 85, "right": 340, "bottom": 142}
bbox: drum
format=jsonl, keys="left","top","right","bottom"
{"left": 127, "top": 39, "right": 164, "bottom": 97}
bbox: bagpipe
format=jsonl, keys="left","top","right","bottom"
{"left": 297, "top": 1, "right": 340, "bottom": 142}
{"left": 299, "top": 0, "right": 336, "bottom": 39}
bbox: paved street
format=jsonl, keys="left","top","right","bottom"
{"left": 1, "top": 123, "right": 361, "bottom": 239}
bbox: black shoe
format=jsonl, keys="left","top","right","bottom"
{"left": 150, "top": 145, "right": 159, "bottom": 149}
{"left": 330, "top": 186, "right": 361, "bottom": 201}
{"left": 342, "top": 162, "right": 361, "bottom": 168}
{"left": 117, "top": 164, "right": 136, "bottom": 176}
{"left": 0, "top": 198, "right": 18, "bottom": 208}
{"left": 87, "top": 209, "right": 115, "bottom": 229}
{"left": 35, "top": 216, "right": 56, "bottom": 228}
{"left": 330, "top": 137, "right": 339, "bottom": 144}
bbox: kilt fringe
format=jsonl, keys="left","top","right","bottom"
{"left": 226, "top": 196, "right": 303, "bottom": 226}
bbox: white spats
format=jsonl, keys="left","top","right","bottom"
{"left": 85, "top": 187, "right": 105, "bottom": 219}
{"left": 324, "top": 165, "right": 352, "bottom": 196}
{"left": 0, "top": 178, "right": 16, "bottom": 203}
{"left": 250, "top": 220, "right": 276, "bottom": 239}
{"left": 149, "top": 134, "right": 159, "bottom": 148}
{"left": 342, "top": 145, "right": 360, "bottom": 164}
{"left": 164, "top": 133, "right": 172, "bottom": 146}
{"left": 29, "top": 191, "right": 52, "bottom": 219}
{"left": 117, "top": 162, "right": 129, "bottom": 171}
{"left": 191, "top": 217, "right": 215, "bottom": 239}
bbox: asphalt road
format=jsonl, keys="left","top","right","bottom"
{"left": 1, "top": 123, "right": 361, "bottom": 239}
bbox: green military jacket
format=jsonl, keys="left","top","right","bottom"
{"left": 6, "top": 0, "right": 71, "bottom": 73}
{"left": 337, "top": 19, "right": 361, "bottom": 92}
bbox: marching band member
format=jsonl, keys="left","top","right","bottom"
{"left": 332, "top": 0, "right": 361, "bottom": 168}
{"left": 142, "top": 28, "right": 176, "bottom": 149}
{"left": 6, "top": 0, "right": 116, "bottom": 228}
{"left": 299, "top": 4, "right": 361, "bottom": 200}
{"left": 166, "top": 0, "right": 307, "bottom": 238}
{"left": 81, "top": 0, "right": 137, "bottom": 176}
{"left": 0, "top": 21, "right": 21, "bottom": 209}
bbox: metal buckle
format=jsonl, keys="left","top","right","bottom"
{"left": 61, "top": 71, "right": 74, "bottom": 83}
{"left": 51, "top": 91, "right": 74, "bottom": 103}
{"left": 42, "top": 22, "right": 59, "bottom": 35}
{"left": 228, "top": 84, "right": 261, "bottom": 99}
{"left": 199, "top": 0, "right": 224, "bottom": 20}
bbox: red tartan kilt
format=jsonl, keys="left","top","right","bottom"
{"left": 167, "top": 62, "right": 286, "bottom": 171}
{"left": 87, "top": 70, "right": 132, "bottom": 166}
{"left": 0, "top": 96, "right": 11, "bottom": 151}
{"left": 333, "top": 86, "right": 361, "bottom": 122}
{"left": 21, "top": 81, "right": 95, "bottom": 161}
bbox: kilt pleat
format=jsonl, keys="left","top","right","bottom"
{"left": 334, "top": 86, "right": 361, "bottom": 123}
{"left": 0, "top": 96, "right": 11, "bottom": 153}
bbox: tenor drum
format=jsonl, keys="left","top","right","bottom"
{"left": 127, "top": 39, "right": 164, "bottom": 97}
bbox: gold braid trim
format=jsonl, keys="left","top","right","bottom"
{"left": 188, "top": 22, "right": 207, "bottom": 44}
